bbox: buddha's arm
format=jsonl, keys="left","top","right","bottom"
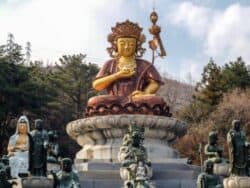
{"left": 93, "top": 69, "right": 136, "bottom": 91}
{"left": 92, "top": 74, "right": 119, "bottom": 91}
{"left": 144, "top": 79, "right": 160, "bottom": 94}
{"left": 131, "top": 79, "right": 160, "bottom": 97}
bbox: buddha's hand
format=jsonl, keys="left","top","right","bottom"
{"left": 131, "top": 90, "right": 156, "bottom": 98}
{"left": 115, "top": 69, "right": 135, "bottom": 79}
{"left": 131, "top": 90, "right": 145, "bottom": 97}
{"left": 16, "top": 145, "right": 28, "bottom": 151}
{"left": 8, "top": 152, "right": 15, "bottom": 157}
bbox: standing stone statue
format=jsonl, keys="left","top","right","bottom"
{"left": 197, "top": 160, "right": 223, "bottom": 188}
{"left": 47, "top": 130, "right": 60, "bottom": 163}
{"left": 54, "top": 158, "right": 81, "bottom": 188}
{"left": 7, "top": 116, "right": 31, "bottom": 178}
{"left": 30, "top": 119, "right": 48, "bottom": 176}
{"left": 227, "top": 120, "right": 249, "bottom": 176}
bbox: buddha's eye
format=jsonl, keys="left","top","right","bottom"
{"left": 119, "top": 41, "right": 125, "bottom": 46}
{"left": 129, "top": 43, "right": 134, "bottom": 47}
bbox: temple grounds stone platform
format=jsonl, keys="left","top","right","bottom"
{"left": 75, "top": 162, "right": 200, "bottom": 188}
{"left": 67, "top": 114, "right": 200, "bottom": 188}
{"left": 67, "top": 114, "right": 186, "bottom": 163}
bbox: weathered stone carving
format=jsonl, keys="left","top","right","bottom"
{"left": 205, "top": 131, "right": 229, "bottom": 176}
{"left": 7, "top": 115, "right": 31, "bottom": 178}
{"left": 227, "top": 120, "right": 249, "bottom": 176}
{"left": 119, "top": 122, "right": 154, "bottom": 188}
{"left": 223, "top": 120, "right": 250, "bottom": 188}
{"left": 53, "top": 158, "right": 81, "bottom": 188}
{"left": 47, "top": 130, "right": 60, "bottom": 163}
{"left": 197, "top": 160, "right": 223, "bottom": 188}
{"left": 30, "top": 119, "right": 49, "bottom": 176}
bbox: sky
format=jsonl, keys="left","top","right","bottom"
{"left": 0, "top": 0, "right": 250, "bottom": 82}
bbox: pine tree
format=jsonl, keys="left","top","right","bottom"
{"left": 195, "top": 58, "right": 224, "bottom": 106}
{"left": 49, "top": 54, "right": 99, "bottom": 119}
{"left": 221, "top": 57, "right": 250, "bottom": 90}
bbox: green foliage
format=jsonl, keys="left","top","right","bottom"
{"left": 0, "top": 34, "right": 99, "bottom": 157}
{"left": 221, "top": 57, "right": 250, "bottom": 90}
{"left": 180, "top": 57, "right": 250, "bottom": 124}
{"left": 49, "top": 54, "right": 99, "bottom": 119}
{"left": 195, "top": 58, "right": 224, "bottom": 106}
{"left": 0, "top": 33, "right": 24, "bottom": 64}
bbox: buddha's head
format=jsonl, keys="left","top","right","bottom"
{"left": 61, "top": 158, "right": 72, "bottom": 173}
{"left": 107, "top": 20, "right": 146, "bottom": 58}
{"left": 117, "top": 37, "right": 136, "bottom": 57}
{"left": 204, "top": 160, "right": 214, "bottom": 174}
{"left": 35, "top": 119, "right": 44, "bottom": 131}
{"left": 232, "top": 119, "right": 241, "bottom": 131}
{"left": 18, "top": 122, "right": 28, "bottom": 134}
{"left": 17, "top": 116, "right": 29, "bottom": 134}
{"left": 208, "top": 131, "right": 218, "bottom": 145}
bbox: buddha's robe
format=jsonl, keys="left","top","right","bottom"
{"left": 88, "top": 59, "right": 164, "bottom": 107}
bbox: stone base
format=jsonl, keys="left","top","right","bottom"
{"left": 76, "top": 162, "right": 200, "bottom": 188}
{"left": 213, "top": 163, "right": 230, "bottom": 176}
{"left": 223, "top": 176, "right": 250, "bottom": 188}
{"left": 10, "top": 177, "right": 54, "bottom": 188}
{"left": 67, "top": 114, "right": 186, "bottom": 162}
{"left": 75, "top": 138, "right": 180, "bottom": 163}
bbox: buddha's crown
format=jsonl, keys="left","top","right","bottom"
{"left": 107, "top": 20, "right": 146, "bottom": 57}
{"left": 108, "top": 20, "right": 144, "bottom": 41}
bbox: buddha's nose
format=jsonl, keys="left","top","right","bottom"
{"left": 124, "top": 43, "right": 129, "bottom": 49}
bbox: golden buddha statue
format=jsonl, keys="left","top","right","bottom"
{"left": 8, "top": 115, "right": 31, "bottom": 177}
{"left": 86, "top": 20, "right": 169, "bottom": 117}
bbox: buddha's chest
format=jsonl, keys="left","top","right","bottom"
{"left": 16, "top": 135, "right": 28, "bottom": 146}
{"left": 207, "top": 145, "right": 219, "bottom": 153}
{"left": 233, "top": 133, "right": 245, "bottom": 147}
{"left": 205, "top": 175, "right": 219, "bottom": 187}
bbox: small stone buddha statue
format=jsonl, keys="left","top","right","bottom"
{"left": 54, "top": 158, "right": 81, "bottom": 188}
{"left": 197, "top": 160, "right": 223, "bottom": 188}
{"left": 204, "top": 131, "right": 223, "bottom": 164}
{"left": 86, "top": 20, "right": 169, "bottom": 117}
{"left": 7, "top": 115, "right": 31, "bottom": 178}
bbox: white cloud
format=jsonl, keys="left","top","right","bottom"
{"left": 0, "top": 0, "right": 123, "bottom": 63}
{"left": 167, "top": 2, "right": 250, "bottom": 81}
{"left": 205, "top": 4, "right": 250, "bottom": 62}
{"left": 168, "top": 1, "right": 214, "bottom": 38}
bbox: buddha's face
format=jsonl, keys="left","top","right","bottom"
{"left": 117, "top": 37, "right": 136, "bottom": 57}
{"left": 18, "top": 122, "right": 28, "bottom": 134}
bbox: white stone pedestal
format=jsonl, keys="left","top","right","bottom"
{"left": 67, "top": 114, "right": 186, "bottom": 163}
{"left": 224, "top": 176, "right": 250, "bottom": 188}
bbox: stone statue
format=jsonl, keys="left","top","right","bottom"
{"left": 119, "top": 123, "right": 149, "bottom": 168}
{"left": 0, "top": 156, "right": 11, "bottom": 179}
{"left": 47, "top": 130, "right": 60, "bottom": 163}
{"left": 7, "top": 115, "right": 31, "bottom": 178}
{"left": 86, "top": 20, "right": 170, "bottom": 117}
{"left": 30, "top": 119, "right": 48, "bottom": 176}
{"left": 205, "top": 131, "right": 223, "bottom": 163}
{"left": 197, "top": 160, "right": 223, "bottom": 188}
{"left": 134, "top": 161, "right": 154, "bottom": 188}
{"left": 119, "top": 123, "right": 152, "bottom": 187}
{"left": 227, "top": 120, "right": 249, "bottom": 176}
{"left": 54, "top": 158, "right": 81, "bottom": 188}
{"left": 0, "top": 166, "right": 17, "bottom": 188}
{"left": 0, "top": 158, "right": 17, "bottom": 187}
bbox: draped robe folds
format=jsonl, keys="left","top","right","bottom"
{"left": 8, "top": 116, "right": 31, "bottom": 178}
